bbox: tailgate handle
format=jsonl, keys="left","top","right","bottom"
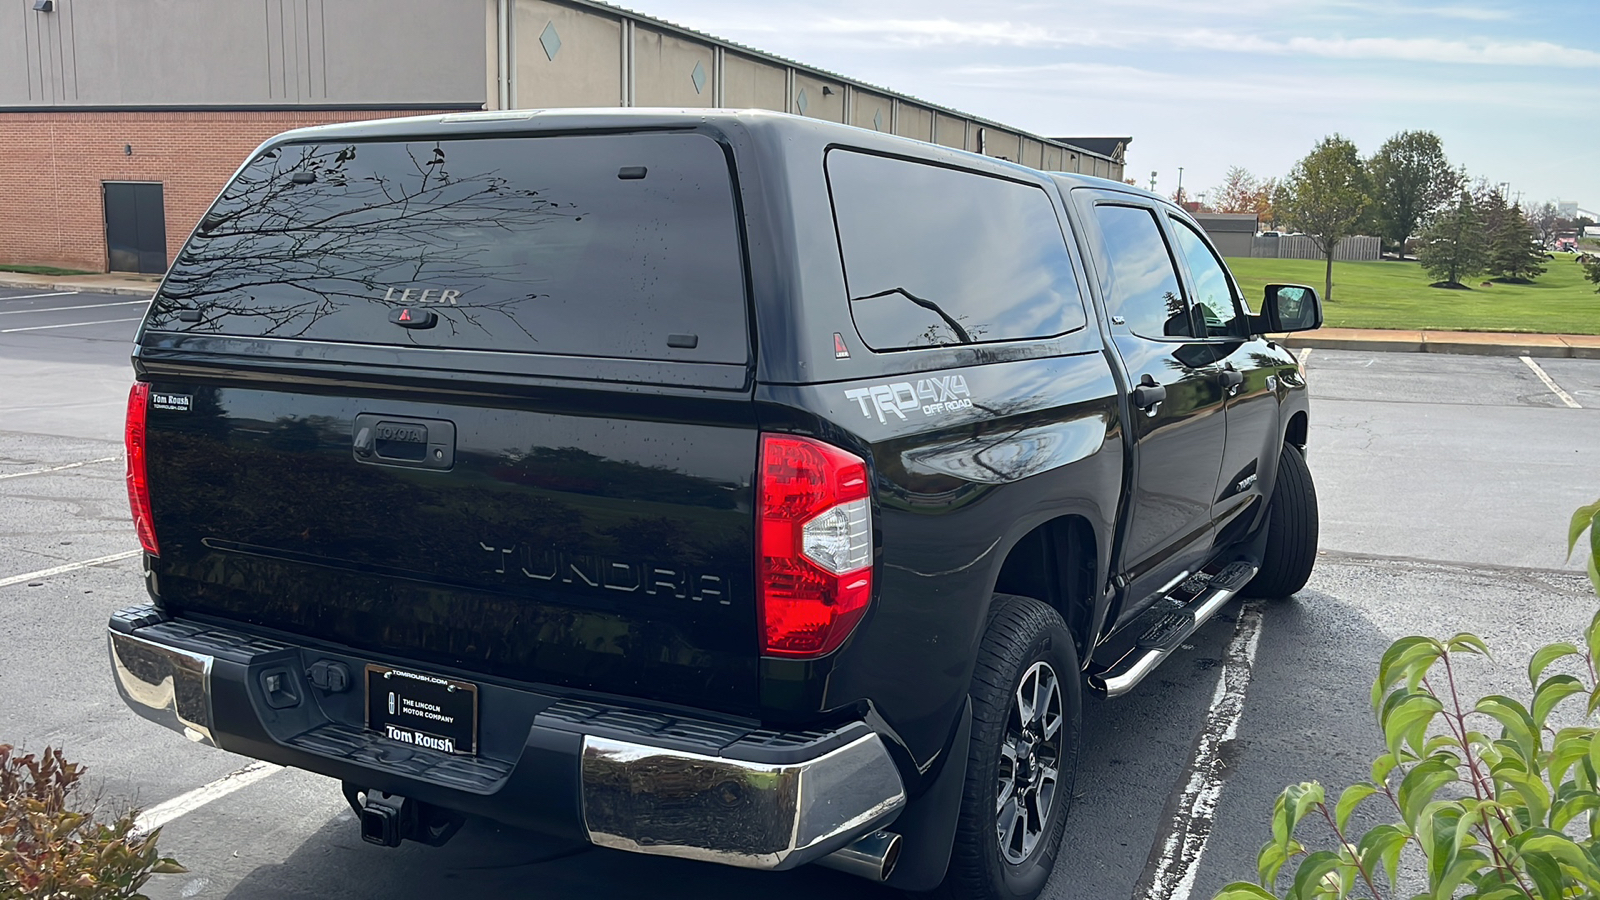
{"left": 352, "top": 415, "right": 456, "bottom": 471}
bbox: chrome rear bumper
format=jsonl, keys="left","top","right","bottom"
{"left": 581, "top": 732, "right": 905, "bottom": 869}
{"left": 108, "top": 629, "right": 217, "bottom": 747}
{"left": 108, "top": 618, "right": 904, "bottom": 872}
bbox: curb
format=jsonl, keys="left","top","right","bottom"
{"left": 0, "top": 276, "right": 157, "bottom": 298}
{"left": 1275, "top": 334, "right": 1600, "bottom": 361}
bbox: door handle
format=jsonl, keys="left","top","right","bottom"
{"left": 1219, "top": 368, "right": 1244, "bottom": 392}
{"left": 1132, "top": 373, "right": 1167, "bottom": 414}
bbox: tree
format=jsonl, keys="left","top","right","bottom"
{"left": 1528, "top": 201, "right": 1563, "bottom": 247}
{"left": 1209, "top": 167, "right": 1277, "bottom": 226}
{"left": 1254, "top": 176, "right": 1280, "bottom": 229}
{"left": 1582, "top": 254, "right": 1600, "bottom": 292}
{"left": 1212, "top": 167, "right": 1261, "bottom": 214}
{"left": 1487, "top": 202, "right": 1547, "bottom": 282}
{"left": 1367, "top": 131, "right": 1458, "bottom": 257}
{"left": 1277, "top": 135, "right": 1373, "bottom": 302}
{"left": 1416, "top": 192, "right": 1488, "bottom": 287}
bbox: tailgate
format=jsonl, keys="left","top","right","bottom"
{"left": 134, "top": 126, "right": 762, "bottom": 713}
{"left": 144, "top": 384, "right": 759, "bottom": 713}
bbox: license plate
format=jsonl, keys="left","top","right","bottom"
{"left": 365, "top": 665, "right": 478, "bottom": 756}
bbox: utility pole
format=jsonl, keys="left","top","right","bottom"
{"left": 1177, "top": 167, "right": 1185, "bottom": 204}
{"left": 1149, "top": 170, "right": 1158, "bottom": 192}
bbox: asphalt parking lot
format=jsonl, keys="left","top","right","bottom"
{"left": 2, "top": 285, "right": 1597, "bottom": 900}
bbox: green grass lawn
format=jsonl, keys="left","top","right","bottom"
{"left": 0, "top": 264, "right": 94, "bottom": 276}
{"left": 1224, "top": 256, "right": 1600, "bottom": 334}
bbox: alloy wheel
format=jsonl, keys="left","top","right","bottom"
{"left": 995, "top": 660, "right": 1064, "bottom": 865}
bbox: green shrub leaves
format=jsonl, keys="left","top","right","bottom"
{"left": 0, "top": 745, "right": 184, "bottom": 899}
{"left": 1215, "top": 499, "right": 1600, "bottom": 900}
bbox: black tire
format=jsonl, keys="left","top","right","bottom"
{"left": 1244, "top": 443, "right": 1319, "bottom": 599}
{"left": 932, "top": 594, "right": 1081, "bottom": 900}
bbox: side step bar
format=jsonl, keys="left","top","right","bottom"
{"left": 1088, "top": 561, "right": 1257, "bottom": 698}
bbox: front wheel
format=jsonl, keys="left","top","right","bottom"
{"left": 934, "top": 594, "right": 1081, "bottom": 900}
{"left": 1243, "top": 443, "right": 1319, "bottom": 599}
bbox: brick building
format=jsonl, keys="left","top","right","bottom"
{"left": 2, "top": 0, "right": 1125, "bottom": 274}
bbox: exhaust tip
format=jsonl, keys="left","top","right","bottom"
{"left": 817, "top": 830, "right": 902, "bottom": 882}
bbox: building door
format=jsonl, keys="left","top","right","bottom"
{"left": 104, "top": 183, "right": 167, "bottom": 274}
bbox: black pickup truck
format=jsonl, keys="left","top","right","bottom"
{"left": 109, "top": 109, "right": 1321, "bottom": 900}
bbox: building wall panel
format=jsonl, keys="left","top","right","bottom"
{"left": 632, "top": 26, "right": 714, "bottom": 107}
{"left": 66, "top": 0, "right": 263, "bottom": 104}
{"left": 988, "top": 129, "right": 1022, "bottom": 161}
{"left": 1020, "top": 138, "right": 1043, "bottom": 169}
{"left": 850, "top": 88, "right": 891, "bottom": 133}
{"left": 322, "top": 0, "right": 483, "bottom": 104}
{"left": 934, "top": 113, "right": 965, "bottom": 149}
{"left": 3, "top": 0, "right": 483, "bottom": 106}
{"left": 512, "top": 0, "right": 623, "bottom": 108}
{"left": 792, "top": 72, "right": 844, "bottom": 122}
{"left": 894, "top": 103, "right": 932, "bottom": 142}
{"left": 721, "top": 52, "right": 786, "bottom": 111}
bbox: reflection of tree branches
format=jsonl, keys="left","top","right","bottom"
{"left": 914, "top": 317, "right": 989, "bottom": 348}
{"left": 853, "top": 287, "right": 973, "bottom": 343}
{"left": 151, "top": 141, "right": 581, "bottom": 343}
{"left": 1163, "top": 291, "right": 1184, "bottom": 321}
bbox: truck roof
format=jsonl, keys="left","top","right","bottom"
{"left": 256, "top": 107, "right": 1139, "bottom": 192}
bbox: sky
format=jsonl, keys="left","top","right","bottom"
{"left": 626, "top": 0, "right": 1600, "bottom": 214}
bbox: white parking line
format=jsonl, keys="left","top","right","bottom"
{"left": 0, "top": 456, "right": 119, "bottom": 480}
{"left": 0, "top": 299, "right": 147, "bottom": 316}
{"left": 1137, "top": 604, "right": 1264, "bottom": 900}
{"left": 0, "top": 549, "right": 141, "bottom": 589}
{"left": 0, "top": 290, "right": 79, "bottom": 302}
{"left": 1520, "top": 356, "right": 1582, "bottom": 408}
{"left": 135, "top": 762, "right": 284, "bottom": 834}
{"left": 1296, "top": 347, "right": 1312, "bottom": 365}
{"left": 0, "top": 316, "right": 142, "bottom": 334}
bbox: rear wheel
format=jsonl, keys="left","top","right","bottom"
{"left": 1244, "top": 443, "right": 1319, "bottom": 599}
{"left": 934, "top": 594, "right": 1081, "bottom": 900}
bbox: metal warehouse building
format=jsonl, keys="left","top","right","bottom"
{"left": 2, "top": 0, "right": 1129, "bottom": 274}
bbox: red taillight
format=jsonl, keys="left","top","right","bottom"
{"left": 125, "top": 382, "right": 159, "bottom": 557}
{"left": 757, "top": 434, "right": 873, "bottom": 658}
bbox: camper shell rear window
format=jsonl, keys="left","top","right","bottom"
{"left": 147, "top": 131, "right": 750, "bottom": 364}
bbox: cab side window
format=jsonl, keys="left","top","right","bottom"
{"left": 826, "top": 150, "right": 1087, "bottom": 351}
{"left": 1091, "top": 205, "right": 1192, "bottom": 340}
{"left": 1169, "top": 218, "right": 1243, "bottom": 338}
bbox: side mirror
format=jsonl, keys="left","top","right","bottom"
{"left": 1257, "top": 284, "right": 1323, "bottom": 333}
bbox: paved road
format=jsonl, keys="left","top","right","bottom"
{"left": 2, "top": 292, "right": 1597, "bottom": 900}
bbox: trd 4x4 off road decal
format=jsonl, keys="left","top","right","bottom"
{"left": 844, "top": 375, "right": 973, "bottom": 423}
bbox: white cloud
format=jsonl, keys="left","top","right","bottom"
{"left": 719, "top": 16, "right": 1126, "bottom": 49}
{"left": 707, "top": 12, "right": 1600, "bottom": 68}
{"left": 1170, "top": 29, "right": 1600, "bottom": 67}
{"left": 1415, "top": 5, "right": 1516, "bottom": 20}
{"left": 945, "top": 58, "right": 1587, "bottom": 116}
{"left": 1316, "top": 1, "right": 1516, "bottom": 21}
